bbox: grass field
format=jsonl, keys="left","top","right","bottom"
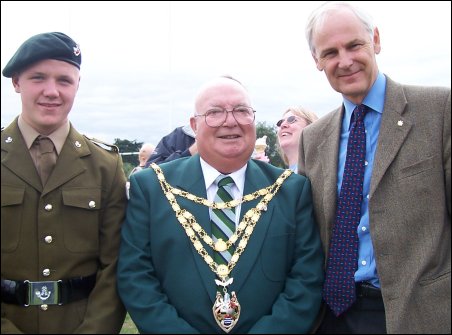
{"left": 120, "top": 313, "right": 139, "bottom": 334}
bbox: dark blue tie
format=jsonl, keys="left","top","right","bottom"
{"left": 323, "top": 104, "right": 368, "bottom": 316}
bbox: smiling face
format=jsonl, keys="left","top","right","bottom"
{"left": 12, "top": 58, "right": 80, "bottom": 135}
{"left": 277, "top": 111, "right": 308, "bottom": 156}
{"left": 190, "top": 77, "right": 256, "bottom": 173}
{"left": 311, "top": 7, "right": 380, "bottom": 104}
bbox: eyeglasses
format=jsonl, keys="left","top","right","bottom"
{"left": 276, "top": 115, "right": 298, "bottom": 127}
{"left": 196, "top": 106, "right": 256, "bottom": 128}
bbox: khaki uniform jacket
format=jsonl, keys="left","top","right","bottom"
{"left": 1, "top": 118, "right": 127, "bottom": 333}
{"left": 299, "top": 77, "right": 451, "bottom": 333}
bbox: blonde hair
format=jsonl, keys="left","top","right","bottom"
{"left": 278, "top": 106, "right": 318, "bottom": 165}
{"left": 284, "top": 106, "right": 318, "bottom": 125}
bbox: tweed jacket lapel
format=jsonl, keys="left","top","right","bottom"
{"left": 319, "top": 108, "right": 343, "bottom": 243}
{"left": 317, "top": 77, "right": 412, "bottom": 240}
{"left": 370, "top": 77, "right": 411, "bottom": 197}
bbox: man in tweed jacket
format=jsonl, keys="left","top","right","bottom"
{"left": 299, "top": 2, "right": 450, "bottom": 333}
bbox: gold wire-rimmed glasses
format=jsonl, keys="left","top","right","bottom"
{"left": 196, "top": 106, "right": 256, "bottom": 127}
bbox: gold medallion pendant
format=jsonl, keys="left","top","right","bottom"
{"left": 213, "top": 289, "right": 241, "bottom": 333}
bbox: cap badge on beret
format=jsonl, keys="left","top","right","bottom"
{"left": 73, "top": 45, "right": 81, "bottom": 57}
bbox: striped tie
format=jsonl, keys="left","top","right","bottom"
{"left": 211, "top": 175, "right": 236, "bottom": 265}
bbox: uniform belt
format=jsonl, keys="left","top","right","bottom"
{"left": 356, "top": 281, "right": 382, "bottom": 299}
{"left": 1, "top": 274, "right": 96, "bottom": 306}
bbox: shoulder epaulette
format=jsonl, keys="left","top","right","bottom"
{"left": 83, "top": 135, "right": 119, "bottom": 152}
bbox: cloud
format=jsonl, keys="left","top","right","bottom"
{"left": 1, "top": 1, "right": 450, "bottom": 145}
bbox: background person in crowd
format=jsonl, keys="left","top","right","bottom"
{"left": 276, "top": 106, "right": 318, "bottom": 172}
{"left": 129, "top": 142, "right": 155, "bottom": 177}
{"left": 251, "top": 135, "right": 271, "bottom": 163}
{"left": 299, "top": 2, "right": 451, "bottom": 334}
{"left": 1, "top": 32, "right": 127, "bottom": 333}
{"left": 117, "top": 76, "right": 324, "bottom": 333}
{"left": 144, "top": 124, "right": 196, "bottom": 167}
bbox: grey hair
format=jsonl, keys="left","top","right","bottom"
{"left": 305, "top": 1, "right": 375, "bottom": 55}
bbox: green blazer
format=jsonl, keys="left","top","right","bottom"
{"left": 118, "top": 155, "right": 324, "bottom": 333}
{"left": 1, "top": 118, "right": 127, "bottom": 333}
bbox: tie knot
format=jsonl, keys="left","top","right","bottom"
{"left": 36, "top": 136, "right": 55, "bottom": 154}
{"left": 216, "top": 176, "right": 234, "bottom": 188}
{"left": 353, "top": 104, "right": 368, "bottom": 123}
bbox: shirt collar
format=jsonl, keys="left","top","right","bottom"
{"left": 199, "top": 157, "right": 247, "bottom": 195}
{"left": 343, "top": 72, "right": 386, "bottom": 129}
{"left": 18, "top": 115, "right": 69, "bottom": 154}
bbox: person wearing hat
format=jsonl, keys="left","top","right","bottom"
{"left": 1, "top": 32, "right": 127, "bottom": 333}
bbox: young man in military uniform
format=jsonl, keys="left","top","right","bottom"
{"left": 1, "top": 32, "right": 127, "bottom": 333}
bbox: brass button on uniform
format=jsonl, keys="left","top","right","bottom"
{"left": 40, "top": 304, "right": 48, "bottom": 311}
{"left": 42, "top": 268, "right": 50, "bottom": 276}
{"left": 44, "top": 204, "right": 53, "bottom": 211}
{"left": 88, "top": 201, "right": 96, "bottom": 208}
{"left": 44, "top": 236, "right": 53, "bottom": 244}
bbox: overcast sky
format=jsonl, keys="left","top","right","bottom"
{"left": 1, "top": 1, "right": 451, "bottom": 146}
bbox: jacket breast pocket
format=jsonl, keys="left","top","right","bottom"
{"left": 1, "top": 185, "right": 25, "bottom": 252}
{"left": 62, "top": 187, "right": 102, "bottom": 253}
{"left": 398, "top": 156, "right": 435, "bottom": 180}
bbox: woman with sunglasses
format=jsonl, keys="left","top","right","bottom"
{"left": 277, "top": 106, "right": 318, "bottom": 172}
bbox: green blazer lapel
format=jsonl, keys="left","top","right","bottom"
{"left": 43, "top": 127, "right": 90, "bottom": 196}
{"left": 1, "top": 119, "right": 42, "bottom": 191}
{"left": 172, "top": 155, "right": 217, "bottom": 300}
{"left": 230, "top": 161, "right": 275, "bottom": 293}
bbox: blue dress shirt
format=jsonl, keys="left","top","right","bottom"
{"left": 338, "top": 72, "right": 386, "bottom": 287}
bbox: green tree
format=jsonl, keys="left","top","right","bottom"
{"left": 256, "top": 121, "right": 284, "bottom": 168}
{"left": 114, "top": 139, "right": 143, "bottom": 177}
{"left": 122, "top": 162, "right": 134, "bottom": 179}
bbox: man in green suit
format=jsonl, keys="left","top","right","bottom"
{"left": 117, "top": 76, "right": 324, "bottom": 333}
{"left": 1, "top": 32, "right": 127, "bottom": 333}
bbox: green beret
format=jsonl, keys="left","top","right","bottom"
{"left": 2, "top": 32, "right": 81, "bottom": 78}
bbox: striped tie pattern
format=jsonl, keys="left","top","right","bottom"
{"left": 323, "top": 104, "right": 368, "bottom": 316}
{"left": 211, "top": 175, "right": 236, "bottom": 265}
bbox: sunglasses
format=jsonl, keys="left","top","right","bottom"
{"left": 276, "top": 115, "right": 298, "bottom": 127}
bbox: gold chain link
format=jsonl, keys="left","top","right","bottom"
{"left": 151, "top": 163, "right": 292, "bottom": 279}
